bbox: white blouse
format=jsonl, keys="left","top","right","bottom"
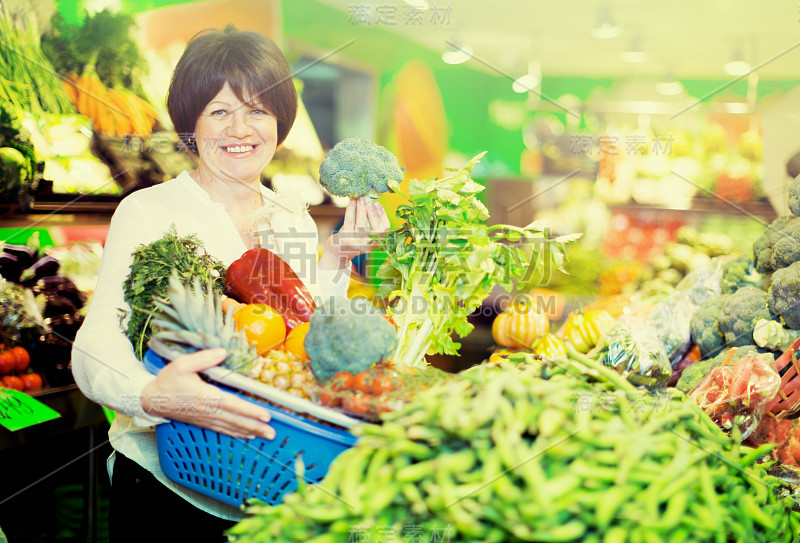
{"left": 71, "top": 171, "right": 350, "bottom": 519}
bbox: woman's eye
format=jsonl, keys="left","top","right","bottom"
{"left": 250, "top": 109, "right": 268, "bottom": 116}
{"left": 210, "top": 109, "right": 228, "bottom": 117}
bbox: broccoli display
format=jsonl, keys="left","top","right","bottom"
{"left": 318, "top": 137, "right": 404, "bottom": 199}
{"left": 720, "top": 252, "right": 762, "bottom": 294}
{"left": 752, "top": 215, "right": 800, "bottom": 274}
{"left": 304, "top": 297, "right": 397, "bottom": 383}
{"left": 790, "top": 174, "right": 800, "bottom": 216}
{"left": 768, "top": 260, "right": 800, "bottom": 330}
{"left": 689, "top": 294, "right": 729, "bottom": 357}
{"left": 717, "top": 286, "right": 772, "bottom": 347}
{"left": 676, "top": 345, "right": 763, "bottom": 393}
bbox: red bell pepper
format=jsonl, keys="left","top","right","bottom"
{"left": 224, "top": 248, "right": 316, "bottom": 330}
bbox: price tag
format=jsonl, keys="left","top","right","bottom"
{"left": 0, "top": 389, "right": 61, "bottom": 432}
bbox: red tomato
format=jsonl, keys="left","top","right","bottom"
{"left": 371, "top": 375, "right": 395, "bottom": 395}
{"left": 21, "top": 373, "right": 42, "bottom": 391}
{"left": 342, "top": 393, "right": 372, "bottom": 415}
{"left": 2, "top": 375, "right": 24, "bottom": 391}
{"left": 0, "top": 351, "right": 15, "bottom": 375}
{"left": 12, "top": 346, "right": 29, "bottom": 373}
{"left": 352, "top": 371, "right": 372, "bottom": 393}
{"left": 318, "top": 390, "right": 340, "bottom": 408}
{"left": 329, "top": 371, "right": 354, "bottom": 392}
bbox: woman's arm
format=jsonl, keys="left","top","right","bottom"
{"left": 71, "top": 196, "right": 168, "bottom": 426}
{"left": 71, "top": 195, "right": 275, "bottom": 438}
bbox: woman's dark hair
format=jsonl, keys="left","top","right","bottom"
{"left": 167, "top": 25, "right": 297, "bottom": 151}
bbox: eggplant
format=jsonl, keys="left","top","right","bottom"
{"left": 1, "top": 243, "right": 35, "bottom": 270}
{"left": 0, "top": 252, "right": 21, "bottom": 282}
{"left": 33, "top": 275, "right": 86, "bottom": 310}
{"left": 19, "top": 255, "right": 60, "bottom": 286}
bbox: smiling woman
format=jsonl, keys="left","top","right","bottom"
{"left": 70, "top": 23, "right": 391, "bottom": 543}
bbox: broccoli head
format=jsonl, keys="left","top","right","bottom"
{"left": 720, "top": 252, "right": 762, "bottom": 294}
{"left": 717, "top": 286, "right": 772, "bottom": 347}
{"left": 790, "top": 174, "right": 800, "bottom": 216}
{"left": 753, "top": 216, "right": 800, "bottom": 274}
{"left": 318, "top": 137, "right": 404, "bottom": 199}
{"left": 689, "top": 294, "right": 729, "bottom": 357}
{"left": 768, "top": 260, "right": 800, "bottom": 330}
{"left": 304, "top": 297, "right": 397, "bottom": 383}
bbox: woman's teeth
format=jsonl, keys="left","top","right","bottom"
{"left": 224, "top": 145, "right": 254, "bottom": 153}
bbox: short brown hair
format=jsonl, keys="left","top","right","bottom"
{"left": 167, "top": 25, "right": 297, "bottom": 151}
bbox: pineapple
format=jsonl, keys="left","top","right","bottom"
{"left": 148, "top": 273, "right": 259, "bottom": 375}
{"left": 249, "top": 349, "right": 316, "bottom": 400}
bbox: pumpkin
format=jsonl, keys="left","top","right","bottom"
{"left": 532, "top": 333, "right": 567, "bottom": 358}
{"left": 581, "top": 294, "right": 636, "bottom": 319}
{"left": 563, "top": 309, "right": 615, "bottom": 354}
{"left": 492, "top": 304, "right": 550, "bottom": 349}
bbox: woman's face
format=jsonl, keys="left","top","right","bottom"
{"left": 193, "top": 82, "right": 278, "bottom": 184}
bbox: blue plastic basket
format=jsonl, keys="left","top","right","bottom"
{"left": 143, "top": 350, "right": 357, "bottom": 507}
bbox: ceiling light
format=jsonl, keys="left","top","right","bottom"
{"left": 590, "top": 5, "right": 621, "bottom": 39}
{"left": 724, "top": 45, "right": 751, "bottom": 76}
{"left": 512, "top": 74, "right": 539, "bottom": 93}
{"left": 512, "top": 61, "right": 541, "bottom": 93}
{"left": 656, "top": 74, "right": 683, "bottom": 96}
{"left": 724, "top": 61, "right": 750, "bottom": 76}
{"left": 656, "top": 81, "right": 683, "bottom": 96}
{"left": 621, "top": 36, "right": 648, "bottom": 63}
{"left": 442, "top": 43, "right": 473, "bottom": 64}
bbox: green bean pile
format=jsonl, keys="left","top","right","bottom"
{"left": 229, "top": 360, "right": 798, "bottom": 543}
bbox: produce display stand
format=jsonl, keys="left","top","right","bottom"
{"left": 0, "top": 384, "right": 110, "bottom": 543}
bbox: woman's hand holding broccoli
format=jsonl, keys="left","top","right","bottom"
{"left": 320, "top": 196, "right": 390, "bottom": 269}
{"left": 318, "top": 138, "right": 401, "bottom": 269}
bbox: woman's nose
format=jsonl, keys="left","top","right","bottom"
{"left": 228, "top": 109, "right": 252, "bottom": 137}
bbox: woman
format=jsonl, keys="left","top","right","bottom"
{"left": 71, "top": 25, "right": 389, "bottom": 542}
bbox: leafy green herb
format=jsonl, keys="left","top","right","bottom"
{"left": 376, "top": 153, "right": 581, "bottom": 367}
{"left": 0, "top": 7, "right": 75, "bottom": 117}
{"left": 122, "top": 226, "right": 227, "bottom": 360}
{"left": 41, "top": 10, "right": 147, "bottom": 94}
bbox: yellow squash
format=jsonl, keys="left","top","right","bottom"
{"left": 492, "top": 304, "right": 550, "bottom": 349}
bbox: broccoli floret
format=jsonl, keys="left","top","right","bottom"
{"left": 690, "top": 294, "right": 729, "bottom": 357}
{"left": 676, "top": 345, "right": 763, "bottom": 393}
{"left": 717, "top": 286, "right": 772, "bottom": 347}
{"left": 720, "top": 252, "right": 762, "bottom": 294}
{"left": 790, "top": 175, "right": 800, "bottom": 216}
{"left": 753, "top": 216, "right": 800, "bottom": 274}
{"left": 768, "top": 260, "right": 800, "bottom": 330}
{"left": 304, "top": 297, "right": 397, "bottom": 383}
{"left": 318, "top": 137, "right": 404, "bottom": 199}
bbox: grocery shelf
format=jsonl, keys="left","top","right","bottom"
{"left": 0, "top": 199, "right": 345, "bottom": 225}
{"left": 608, "top": 198, "right": 777, "bottom": 222}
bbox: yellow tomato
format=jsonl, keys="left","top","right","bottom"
{"left": 283, "top": 322, "right": 310, "bottom": 359}
{"left": 234, "top": 304, "right": 286, "bottom": 355}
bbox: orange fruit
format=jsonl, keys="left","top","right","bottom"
{"left": 233, "top": 303, "right": 287, "bottom": 355}
{"left": 283, "top": 322, "right": 310, "bottom": 359}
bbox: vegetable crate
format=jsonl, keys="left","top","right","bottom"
{"left": 143, "top": 350, "right": 357, "bottom": 508}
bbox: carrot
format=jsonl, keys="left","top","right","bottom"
{"left": 106, "top": 89, "right": 132, "bottom": 136}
